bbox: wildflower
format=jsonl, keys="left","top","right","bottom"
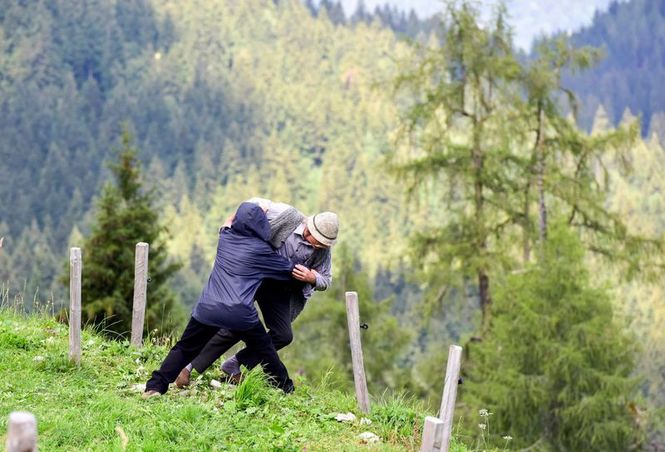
{"left": 479, "top": 409, "right": 489, "bottom": 417}
{"left": 503, "top": 435, "right": 513, "bottom": 441}
{"left": 478, "top": 423, "right": 486, "bottom": 430}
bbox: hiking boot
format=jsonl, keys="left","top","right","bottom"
{"left": 175, "top": 367, "right": 191, "bottom": 388}
{"left": 142, "top": 390, "right": 161, "bottom": 399}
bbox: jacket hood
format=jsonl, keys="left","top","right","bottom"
{"left": 231, "top": 202, "right": 271, "bottom": 241}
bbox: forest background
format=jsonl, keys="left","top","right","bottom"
{"left": 2, "top": 0, "right": 665, "bottom": 447}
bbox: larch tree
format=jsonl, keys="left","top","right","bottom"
{"left": 391, "top": 1, "right": 523, "bottom": 333}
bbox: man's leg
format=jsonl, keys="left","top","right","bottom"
{"left": 175, "top": 328, "right": 241, "bottom": 387}
{"left": 145, "top": 317, "right": 219, "bottom": 394}
{"left": 236, "top": 322, "right": 294, "bottom": 393}
{"left": 190, "top": 329, "right": 240, "bottom": 373}
{"left": 235, "top": 281, "right": 296, "bottom": 370}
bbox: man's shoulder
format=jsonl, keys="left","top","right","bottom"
{"left": 268, "top": 202, "right": 295, "bottom": 216}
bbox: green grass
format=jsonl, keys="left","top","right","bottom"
{"left": 0, "top": 309, "right": 470, "bottom": 451}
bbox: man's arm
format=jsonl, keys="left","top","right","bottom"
{"left": 221, "top": 212, "right": 235, "bottom": 229}
{"left": 222, "top": 198, "right": 273, "bottom": 230}
{"left": 292, "top": 252, "right": 332, "bottom": 292}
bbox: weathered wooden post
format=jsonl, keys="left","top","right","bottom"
{"left": 69, "top": 247, "right": 82, "bottom": 364}
{"left": 6, "top": 411, "right": 37, "bottom": 452}
{"left": 345, "top": 291, "right": 370, "bottom": 413}
{"left": 438, "top": 344, "right": 463, "bottom": 452}
{"left": 131, "top": 242, "right": 149, "bottom": 347}
{"left": 420, "top": 416, "right": 444, "bottom": 452}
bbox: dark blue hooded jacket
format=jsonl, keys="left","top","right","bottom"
{"left": 192, "top": 202, "right": 295, "bottom": 331}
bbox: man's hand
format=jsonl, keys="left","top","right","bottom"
{"left": 222, "top": 213, "right": 235, "bottom": 228}
{"left": 292, "top": 264, "right": 317, "bottom": 284}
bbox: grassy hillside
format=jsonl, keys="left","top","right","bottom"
{"left": 0, "top": 309, "right": 470, "bottom": 451}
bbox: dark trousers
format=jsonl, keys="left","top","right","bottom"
{"left": 191, "top": 280, "right": 306, "bottom": 373}
{"left": 146, "top": 316, "right": 293, "bottom": 394}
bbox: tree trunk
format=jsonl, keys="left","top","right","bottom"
{"left": 472, "top": 124, "right": 491, "bottom": 332}
{"left": 523, "top": 180, "right": 532, "bottom": 263}
{"left": 536, "top": 104, "right": 547, "bottom": 245}
{"left": 478, "top": 269, "right": 491, "bottom": 333}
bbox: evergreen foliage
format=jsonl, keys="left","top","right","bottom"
{"left": 2, "top": 0, "right": 665, "bottom": 443}
{"left": 561, "top": 0, "right": 665, "bottom": 135}
{"left": 463, "top": 227, "right": 644, "bottom": 450}
{"left": 391, "top": 1, "right": 522, "bottom": 333}
{"left": 68, "top": 128, "right": 183, "bottom": 338}
{"left": 391, "top": 1, "right": 665, "bottom": 444}
{"left": 392, "top": 0, "right": 662, "bottom": 332}
{"left": 520, "top": 37, "right": 662, "bottom": 277}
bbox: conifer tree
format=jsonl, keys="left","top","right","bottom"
{"left": 520, "top": 37, "right": 637, "bottom": 259}
{"left": 463, "top": 226, "right": 645, "bottom": 450}
{"left": 392, "top": 1, "right": 522, "bottom": 332}
{"left": 68, "top": 128, "right": 183, "bottom": 338}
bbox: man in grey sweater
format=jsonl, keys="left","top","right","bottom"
{"left": 176, "top": 197, "right": 338, "bottom": 386}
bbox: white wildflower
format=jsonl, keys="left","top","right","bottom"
{"left": 503, "top": 435, "right": 513, "bottom": 441}
{"left": 479, "top": 409, "right": 489, "bottom": 417}
{"left": 478, "top": 423, "right": 486, "bottom": 430}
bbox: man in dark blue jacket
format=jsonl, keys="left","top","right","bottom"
{"left": 143, "top": 202, "right": 296, "bottom": 397}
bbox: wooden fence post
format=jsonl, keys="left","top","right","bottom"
{"left": 69, "top": 247, "right": 82, "bottom": 364}
{"left": 6, "top": 411, "right": 37, "bottom": 452}
{"left": 438, "top": 344, "right": 463, "bottom": 452}
{"left": 131, "top": 242, "right": 149, "bottom": 347}
{"left": 420, "top": 416, "right": 444, "bottom": 452}
{"left": 345, "top": 291, "right": 370, "bottom": 413}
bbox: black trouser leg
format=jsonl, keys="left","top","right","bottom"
{"left": 190, "top": 328, "right": 240, "bottom": 373}
{"left": 236, "top": 282, "right": 296, "bottom": 370}
{"left": 145, "top": 317, "right": 219, "bottom": 394}
{"left": 237, "top": 322, "right": 293, "bottom": 392}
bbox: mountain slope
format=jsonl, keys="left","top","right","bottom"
{"left": 0, "top": 0, "right": 414, "bottom": 300}
{"left": 563, "top": 0, "right": 665, "bottom": 134}
{"left": 0, "top": 308, "right": 469, "bottom": 450}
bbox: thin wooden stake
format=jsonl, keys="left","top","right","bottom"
{"left": 131, "top": 242, "right": 149, "bottom": 347}
{"left": 420, "top": 416, "right": 444, "bottom": 452}
{"left": 345, "top": 291, "right": 370, "bottom": 413}
{"left": 438, "top": 344, "right": 463, "bottom": 452}
{"left": 69, "top": 247, "right": 82, "bottom": 364}
{"left": 6, "top": 411, "right": 37, "bottom": 452}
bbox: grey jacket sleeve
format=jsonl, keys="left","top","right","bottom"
{"left": 312, "top": 251, "right": 332, "bottom": 291}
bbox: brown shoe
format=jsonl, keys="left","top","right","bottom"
{"left": 142, "top": 390, "right": 161, "bottom": 399}
{"left": 175, "top": 368, "right": 191, "bottom": 388}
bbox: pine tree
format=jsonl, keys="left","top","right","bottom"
{"left": 67, "top": 128, "right": 183, "bottom": 339}
{"left": 463, "top": 226, "right": 645, "bottom": 450}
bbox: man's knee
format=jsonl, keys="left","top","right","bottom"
{"left": 271, "top": 329, "right": 293, "bottom": 349}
